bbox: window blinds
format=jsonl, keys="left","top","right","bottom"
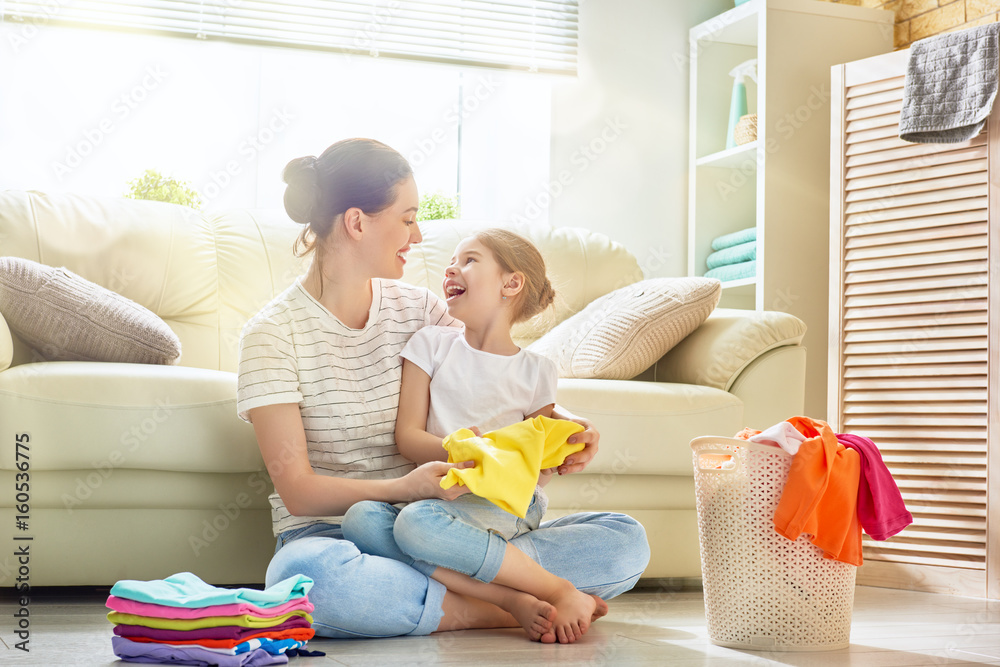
{"left": 1, "top": 0, "right": 579, "bottom": 74}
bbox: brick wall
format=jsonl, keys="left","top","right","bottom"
{"left": 818, "top": 0, "right": 999, "bottom": 49}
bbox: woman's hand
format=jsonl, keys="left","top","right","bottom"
{"left": 400, "top": 460, "right": 475, "bottom": 502}
{"left": 558, "top": 415, "right": 600, "bottom": 475}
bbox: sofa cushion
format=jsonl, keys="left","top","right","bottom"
{"left": 0, "top": 362, "right": 261, "bottom": 473}
{"left": 0, "top": 311, "right": 11, "bottom": 372}
{"left": 651, "top": 308, "right": 807, "bottom": 391}
{"left": 0, "top": 257, "right": 181, "bottom": 364}
{"left": 528, "top": 277, "right": 721, "bottom": 380}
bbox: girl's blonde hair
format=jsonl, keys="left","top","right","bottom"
{"left": 474, "top": 229, "right": 555, "bottom": 324}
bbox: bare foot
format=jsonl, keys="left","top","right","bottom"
{"left": 500, "top": 591, "right": 555, "bottom": 640}
{"left": 591, "top": 595, "right": 609, "bottom": 622}
{"left": 538, "top": 584, "right": 598, "bottom": 644}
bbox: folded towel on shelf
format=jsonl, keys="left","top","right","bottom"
{"left": 899, "top": 23, "right": 1000, "bottom": 144}
{"left": 705, "top": 259, "right": 755, "bottom": 282}
{"left": 710, "top": 225, "right": 756, "bottom": 251}
{"left": 706, "top": 240, "right": 756, "bottom": 269}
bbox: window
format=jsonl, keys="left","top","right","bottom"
{"left": 2, "top": 0, "right": 578, "bottom": 74}
{"left": 1, "top": 2, "right": 567, "bottom": 220}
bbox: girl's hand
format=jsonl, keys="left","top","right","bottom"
{"left": 400, "top": 460, "right": 475, "bottom": 502}
{"left": 558, "top": 416, "right": 600, "bottom": 475}
{"left": 537, "top": 467, "right": 556, "bottom": 487}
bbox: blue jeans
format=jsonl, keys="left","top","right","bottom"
{"left": 270, "top": 506, "right": 649, "bottom": 639}
{"left": 266, "top": 522, "right": 448, "bottom": 639}
{"left": 342, "top": 492, "right": 546, "bottom": 583}
{"left": 341, "top": 496, "right": 651, "bottom": 600}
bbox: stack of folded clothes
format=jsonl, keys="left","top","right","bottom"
{"left": 107, "top": 571, "right": 320, "bottom": 666}
{"left": 705, "top": 226, "right": 756, "bottom": 281}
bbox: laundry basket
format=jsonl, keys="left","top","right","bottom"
{"left": 690, "top": 436, "right": 857, "bottom": 651}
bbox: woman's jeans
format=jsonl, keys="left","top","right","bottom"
{"left": 267, "top": 498, "right": 650, "bottom": 639}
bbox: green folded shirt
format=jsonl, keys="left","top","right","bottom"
{"left": 106, "top": 610, "right": 313, "bottom": 631}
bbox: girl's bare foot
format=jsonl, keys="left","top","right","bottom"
{"left": 592, "top": 595, "right": 609, "bottom": 622}
{"left": 538, "top": 585, "right": 599, "bottom": 644}
{"left": 500, "top": 590, "right": 556, "bottom": 640}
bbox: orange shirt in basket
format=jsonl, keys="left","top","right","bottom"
{"left": 773, "top": 416, "right": 862, "bottom": 566}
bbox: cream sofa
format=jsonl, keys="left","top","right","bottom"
{"left": 0, "top": 190, "right": 807, "bottom": 586}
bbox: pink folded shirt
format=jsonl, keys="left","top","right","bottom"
{"left": 106, "top": 595, "right": 314, "bottom": 620}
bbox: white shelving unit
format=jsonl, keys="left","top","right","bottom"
{"left": 688, "top": 0, "right": 892, "bottom": 417}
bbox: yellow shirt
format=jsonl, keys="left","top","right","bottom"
{"left": 440, "top": 416, "right": 585, "bottom": 517}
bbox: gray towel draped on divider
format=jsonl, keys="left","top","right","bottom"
{"left": 899, "top": 23, "right": 1000, "bottom": 144}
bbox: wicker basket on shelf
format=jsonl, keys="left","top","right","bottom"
{"left": 734, "top": 114, "right": 757, "bottom": 145}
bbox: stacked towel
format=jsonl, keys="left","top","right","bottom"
{"left": 107, "top": 572, "right": 320, "bottom": 666}
{"left": 899, "top": 23, "right": 1000, "bottom": 144}
{"left": 710, "top": 226, "right": 756, "bottom": 251}
{"left": 705, "top": 226, "right": 756, "bottom": 281}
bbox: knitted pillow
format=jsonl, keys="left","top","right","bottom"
{"left": 0, "top": 257, "right": 181, "bottom": 364}
{"left": 528, "top": 277, "right": 721, "bottom": 380}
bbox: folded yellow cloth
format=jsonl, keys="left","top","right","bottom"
{"left": 440, "top": 416, "right": 585, "bottom": 518}
{"left": 106, "top": 610, "right": 313, "bottom": 630}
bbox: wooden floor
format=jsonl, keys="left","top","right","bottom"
{"left": 1, "top": 584, "right": 998, "bottom": 666}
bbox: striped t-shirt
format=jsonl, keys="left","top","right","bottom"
{"left": 237, "top": 277, "right": 455, "bottom": 536}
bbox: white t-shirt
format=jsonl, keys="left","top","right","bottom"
{"left": 237, "top": 278, "right": 455, "bottom": 536}
{"left": 400, "top": 326, "right": 558, "bottom": 437}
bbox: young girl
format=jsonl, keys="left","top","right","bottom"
{"left": 342, "top": 229, "right": 607, "bottom": 644}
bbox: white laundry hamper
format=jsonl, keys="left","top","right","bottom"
{"left": 690, "top": 436, "right": 857, "bottom": 651}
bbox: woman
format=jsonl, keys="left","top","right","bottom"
{"left": 237, "top": 138, "right": 650, "bottom": 639}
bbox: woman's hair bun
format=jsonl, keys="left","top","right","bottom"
{"left": 282, "top": 155, "right": 321, "bottom": 225}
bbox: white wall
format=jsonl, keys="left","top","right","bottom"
{"left": 548, "top": 0, "right": 733, "bottom": 277}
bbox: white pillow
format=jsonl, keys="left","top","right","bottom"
{"left": 0, "top": 257, "right": 181, "bottom": 364}
{"left": 528, "top": 277, "right": 721, "bottom": 380}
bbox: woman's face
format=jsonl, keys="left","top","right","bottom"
{"left": 364, "top": 175, "right": 421, "bottom": 280}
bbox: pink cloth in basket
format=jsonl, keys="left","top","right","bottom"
{"left": 836, "top": 433, "right": 913, "bottom": 541}
{"left": 106, "top": 595, "right": 314, "bottom": 620}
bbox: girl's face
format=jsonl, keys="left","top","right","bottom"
{"left": 363, "top": 175, "right": 421, "bottom": 279}
{"left": 442, "top": 236, "right": 512, "bottom": 327}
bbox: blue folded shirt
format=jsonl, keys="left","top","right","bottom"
{"left": 110, "top": 572, "right": 313, "bottom": 609}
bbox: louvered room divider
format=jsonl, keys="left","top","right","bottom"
{"left": 830, "top": 49, "right": 999, "bottom": 600}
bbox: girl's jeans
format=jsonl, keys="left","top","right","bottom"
{"left": 267, "top": 497, "right": 650, "bottom": 639}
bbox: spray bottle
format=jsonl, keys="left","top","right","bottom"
{"left": 726, "top": 58, "right": 758, "bottom": 149}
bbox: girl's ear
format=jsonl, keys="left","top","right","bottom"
{"left": 502, "top": 272, "right": 525, "bottom": 298}
{"left": 342, "top": 207, "right": 365, "bottom": 241}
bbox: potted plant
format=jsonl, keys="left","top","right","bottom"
{"left": 125, "top": 169, "right": 202, "bottom": 209}
{"left": 417, "top": 191, "right": 460, "bottom": 221}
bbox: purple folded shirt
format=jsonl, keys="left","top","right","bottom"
{"left": 114, "top": 617, "right": 311, "bottom": 642}
{"left": 112, "top": 636, "right": 288, "bottom": 666}
{"left": 837, "top": 433, "right": 913, "bottom": 540}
